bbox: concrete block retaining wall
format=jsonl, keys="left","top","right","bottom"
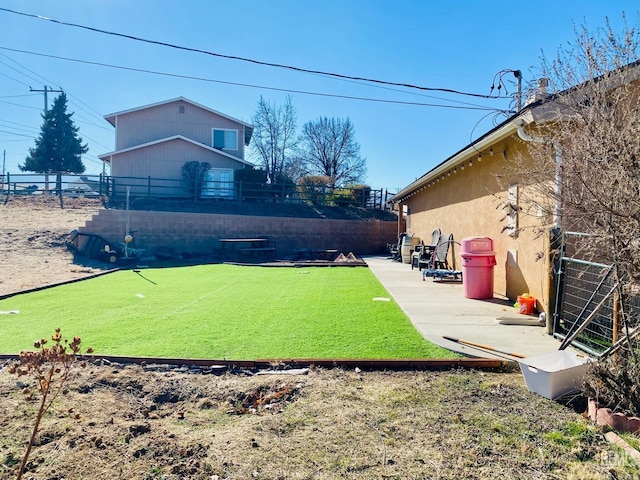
{"left": 78, "top": 209, "right": 398, "bottom": 258}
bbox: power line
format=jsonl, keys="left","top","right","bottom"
{"left": 0, "top": 46, "right": 512, "bottom": 113}
{"left": 0, "top": 99, "right": 41, "bottom": 110}
{"left": 79, "top": 131, "right": 111, "bottom": 151}
{"left": 0, "top": 118, "right": 38, "bottom": 129}
{"left": 64, "top": 90, "right": 106, "bottom": 117}
{"left": 0, "top": 70, "right": 31, "bottom": 87}
{"left": 0, "top": 94, "right": 38, "bottom": 99}
{"left": 30, "top": 85, "right": 62, "bottom": 112}
{"left": 0, "top": 56, "right": 44, "bottom": 85}
{"left": 0, "top": 129, "right": 32, "bottom": 138}
{"left": 0, "top": 122, "right": 37, "bottom": 134}
{"left": 69, "top": 110, "right": 113, "bottom": 131}
{"left": 0, "top": 50, "right": 113, "bottom": 125}
{"left": 0, "top": 7, "right": 511, "bottom": 100}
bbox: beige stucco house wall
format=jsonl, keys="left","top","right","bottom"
{"left": 394, "top": 106, "right": 555, "bottom": 312}
{"left": 399, "top": 63, "right": 640, "bottom": 322}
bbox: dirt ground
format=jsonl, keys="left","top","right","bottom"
{"left": 0, "top": 196, "right": 106, "bottom": 297}
{"left": 0, "top": 196, "right": 637, "bottom": 479}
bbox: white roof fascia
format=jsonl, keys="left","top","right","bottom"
{"left": 394, "top": 110, "right": 534, "bottom": 203}
{"left": 97, "top": 135, "right": 255, "bottom": 166}
{"left": 103, "top": 97, "right": 254, "bottom": 130}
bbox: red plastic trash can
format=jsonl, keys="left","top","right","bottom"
{"left": 461, "top": 237, "right": 496, "bottom": 299}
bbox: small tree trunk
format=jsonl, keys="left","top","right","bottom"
{"left": 17, "top": 381, "right": 51, "bottom": 480}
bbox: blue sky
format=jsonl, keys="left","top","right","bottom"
{"left": 0, "top": 1, "right": 638, "bottom": 191}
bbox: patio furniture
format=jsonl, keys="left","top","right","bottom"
{"left": 411, "top": 228, "right": 441, "bottom": 270}
{"left": 432, "top": 233, "right": 453, "bottom": 270}
{"left": 410, "top": 243, "right": 424, "bottom": 270}
{"left": 423, "top": 233, "right": 462, "bottom": 282}
{"left": 219, "top": 237, "right": 276, "bottom": 263}
{"left": 388, "top": 232, "right": 407, "bottom": 262}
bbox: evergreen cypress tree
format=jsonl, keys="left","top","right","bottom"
{"left": 21, "top": 92, "right": 88, "bottom": 175}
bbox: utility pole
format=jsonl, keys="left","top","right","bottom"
{"left": 28, "top": 86, "right": 62, "bottom": 195}
{"left": 29, "top": 85, "right": 63, "bottom": 113}
{"left": 1, "top": 150, "right": 5, "bottom": 191}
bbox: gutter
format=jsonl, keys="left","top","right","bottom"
{"left": 394, "top": 110, "right": 534, "bottom": 204}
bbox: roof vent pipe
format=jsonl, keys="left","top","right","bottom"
{"left": 537, "top": 77, "right": 549, "bottom": 96}
{"left": 525, "top": 77, "right": 550, "bottom": 105}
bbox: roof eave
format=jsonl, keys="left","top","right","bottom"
{"left": 103, "top": 97, "right": 254, "bottom": 130}
{"left": 393, "top": 109, "right": 535, "bottom": 203}
{"left": 98, "top": 135, "right": 255, "bottom": 166}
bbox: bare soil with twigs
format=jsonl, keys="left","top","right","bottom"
{"left": 0, "top": 196, "right": 637, "bottom": 479}
{"left": 0, "top": 196, "right": 106, "bottom": 297}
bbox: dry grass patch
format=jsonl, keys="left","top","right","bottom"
{"left": 1, "top": 362, "right": 637, "bottom": 479}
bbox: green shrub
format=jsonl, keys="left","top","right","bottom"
{"left": 333, "top": 183, "right": 372, "bottom": 207}
{"left": 298, "top": 175, "right": 332, "bottom": 205}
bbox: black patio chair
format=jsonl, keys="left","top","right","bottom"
{"left": 389, "top": 232, "right": 407, "bottom": 262}
{"left": 417, "top": 228, "right": 441, "bottom": 270}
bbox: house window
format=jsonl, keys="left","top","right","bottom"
{"left": 179, "top": 105, "right": 185, "bottom": 113}
{"left": 212, "top": 129, "right": 238, "bottom": 150}
{"left": 202, "top": 168, "right": 234, "bottom": 198}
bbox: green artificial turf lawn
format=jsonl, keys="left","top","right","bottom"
{"left": 0, "top": 265, "right": 458, "bottom": 359}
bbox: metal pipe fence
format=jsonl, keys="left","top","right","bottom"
{"left": 0, "top": 172, "right": 395, "bottom": 211}
{"left": 554, "top": 232, "right": 640, "bottom": 355}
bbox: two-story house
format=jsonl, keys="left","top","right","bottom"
{"left": 98, "top": 97, "right": 254, "bottom": 197}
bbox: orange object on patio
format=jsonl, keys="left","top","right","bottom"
{"left": 517, "top": 295, "right": 536, "bottom": 315}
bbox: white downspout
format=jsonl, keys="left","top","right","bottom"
{"left": 515, "top": 120, "right": 562, "bottom": 229}
{"left": 516, "top": 124, "right": 533, "bottom": 142}
{"left": 553, "top": 147, "right": 562, "bottom": 229}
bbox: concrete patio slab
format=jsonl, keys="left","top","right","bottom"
{"left": 364, "top": 255, "right": 562, "bottom": 359}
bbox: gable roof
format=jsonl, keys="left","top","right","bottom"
{"left": 104, "top": 97, "right": 254, "bottom": 146}
{"left": 97, "top": 135, "right": 255, "bottom": 166}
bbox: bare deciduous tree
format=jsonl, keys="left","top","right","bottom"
{"left": 508, "top": 14, "right": 640, "bottom": 414}
{"left": 514, "top": 15, "right": 640, "bottom": 279}
{"left": 299, "top": 116, "right": 366, "bottom": 187}
{"left": 250, "top": 96, "right": 298, "bottom": 184}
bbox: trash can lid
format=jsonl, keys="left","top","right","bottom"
{"left": 461, "top": 251, "right": 496, "bottom": 257}
{"left": 461, "top": 236, "right": 494, "bottom": 254}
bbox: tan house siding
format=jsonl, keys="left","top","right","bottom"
{"left": 397, "top": 66, "right": 640, "bottom": 321}
{"left": 113, "top": 99, "right": 246, "bottom": 159}
{"left": 109, "top": 139, "right": 247, "bottom": 196}
{"left": 110, "top": 139, "right": 243, "bottom": 177}
{"left": 99, "top": 98, "right": 255, "bottom": 198}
